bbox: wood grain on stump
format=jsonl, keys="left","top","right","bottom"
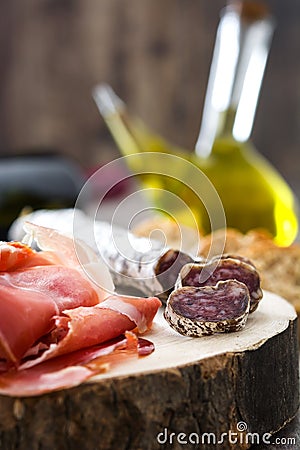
{"left": 0, "top": 291, "right": 298, "bottom": 450}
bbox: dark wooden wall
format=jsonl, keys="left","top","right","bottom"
{"left": 0, "top": 0, "right": 299, "bottom": 194}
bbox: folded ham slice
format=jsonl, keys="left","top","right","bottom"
{"left": 0, "top": 224, "right": 161, "bottom": 396}
{"left": 3, "top": 265, "right": 99, "bottom": 311}
{"left": 0, "top": 333, "right": 146, "bottom": 397}
{"left": 21, "top": 295, "right": 161, "bottom": 369}
{"left": 23, "top": 221, "right": 115, "bottom": 299}
{"left": 0, "top": 238, "right": 100, "bottom": 364}
{"left": 0, "top": 241, "right": 57, "bottom": 271}
{"left": 0, "top": 284, "right": 57, "bottom": 363}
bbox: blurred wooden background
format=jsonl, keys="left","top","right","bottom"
{"left": 0, "top": 0, "right": 299, "bottom": 195}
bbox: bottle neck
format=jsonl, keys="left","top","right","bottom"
{"left": 195, "top": 2, "right": 274, "bottom": 158}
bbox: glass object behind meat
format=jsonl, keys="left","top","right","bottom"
{"left": 0, "top": 153, "right": 85, "bottom": 239}
{"left": 194, "top": 1, "right": 298, "bottom": 245}
{"left": 94, "top": 1, "right": 298, "bottom": 246}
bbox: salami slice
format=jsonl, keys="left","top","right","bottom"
{"left": 164, "top": 280, "right": 250, "bottom": 337}
{"left": 176, "top": 256, "right": 262, "bottom": 313}
{"left": 210, "top": 253, "right": 256, "bottom": 268}
{"left": 154, "top": 250, "right": 193, "bottom": 299}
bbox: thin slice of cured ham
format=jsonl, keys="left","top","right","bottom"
{"left": 0, "top": 241, "right": 57, "bottom": 271}
{"left": 98, "top": 295, "right": 160, "bottom": 333}
{"left": 2, "top": 265, "right": 99, "bottom": 311}
{"left": 0, "top": 224, "right": 161, "bottom": 396}
{"left": 21, "top": 295, "right": 161, "bottom": 369}
{"left": 23, "top": 222, "right": 115, "bottom": 298}
{"left": 0, "top": 239, "right": 100, "bottom": 363}
{"left": 0, "top": 333, "right": 151, "bottom": 397}
{"left": 0, "top": 284, "right": 57, "bottom": 363}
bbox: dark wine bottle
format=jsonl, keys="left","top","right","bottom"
{"left": 0, "top": 152, "right": 85, "bottom": 239}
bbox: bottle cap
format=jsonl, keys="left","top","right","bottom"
{"left": 226, "top": 1, "right": 270, "bottom": 23}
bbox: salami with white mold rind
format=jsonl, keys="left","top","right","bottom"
{"left": 10, "top": 209, "right": 193, "bottom": 300}
{"left": 176, "top": 256, "right": 262, "bottom": 313}
{"left": 164, "top": 280, "right": 250, "bottom": 336}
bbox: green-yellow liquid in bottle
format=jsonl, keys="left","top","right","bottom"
{"left": 93, "top": 3, "right": 298, "bottom": 246}
{"left": 194, "top": 137, "right": 298, "bottom": 244}
{"left": 94, "top": 97, "right": 298, "bottom": 246}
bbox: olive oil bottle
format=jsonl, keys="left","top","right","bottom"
{"left": 94, "top": 1, "right": 298, "bottom": 246}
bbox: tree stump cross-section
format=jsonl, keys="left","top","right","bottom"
{"left": 0, "top": 291, "right": 298, "bottom": 450}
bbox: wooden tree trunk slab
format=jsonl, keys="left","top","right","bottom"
{"left": 0, "top": 291, "right": 298, "bottom": 450}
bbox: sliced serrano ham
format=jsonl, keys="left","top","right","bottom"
{"left": 2, "top": 265, "right": 99, "bottom": 311}
{"left": 0, "top": 241, "right": 57, "bottom": 271}
{"left": 21, "top": 295, "right": 161, "bottom": 369}
{"left": 98, "top": 295, "right": 160, "bottom": 333}
{"left": 0, "top": 236, "right": 101, "bottom": 363}
{"left": 0, "top": 224, "right": 161, "bottom": 396}
{"left": 23, "top": 222, "right": 114, "bottom": 298}
{"left": 0, "top": 333, "right": 146, "bottom": 397}
{"left": 0, "top": 284, "right": 57, "bottom": 363}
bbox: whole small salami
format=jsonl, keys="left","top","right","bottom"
{"left": 164, "top": 280, "right": 250, "bottom": 337}
{"left": 176, "top": 256, "right": 262, "bottom": 313}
